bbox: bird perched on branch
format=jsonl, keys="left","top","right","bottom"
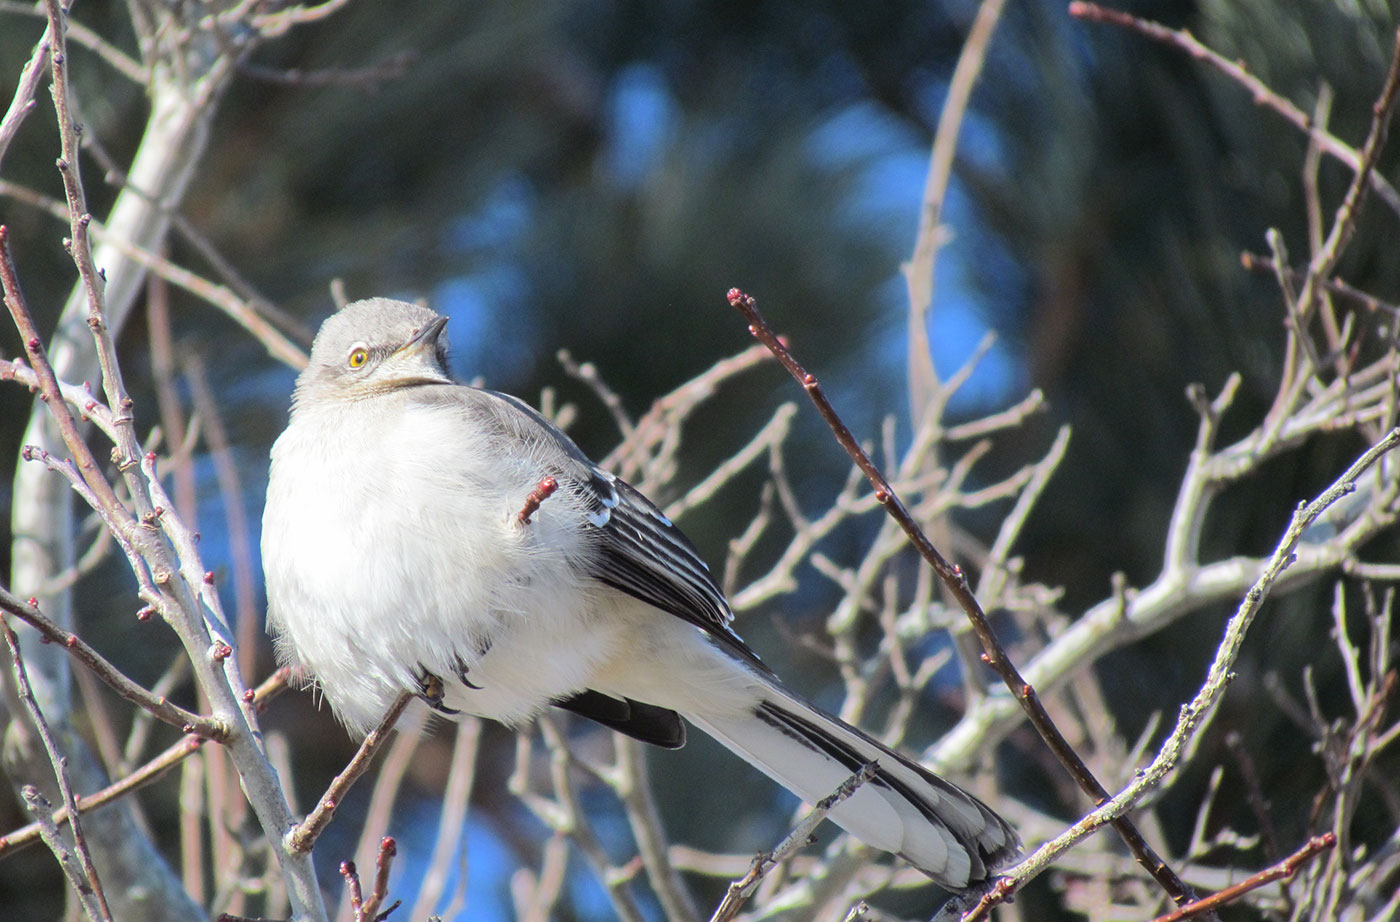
{"left": 262, "top": 297, "right": 1018, "bottom": 888}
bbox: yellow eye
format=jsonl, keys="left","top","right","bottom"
{"left": 348, "top": 347, "right": 368, "bottom": 369}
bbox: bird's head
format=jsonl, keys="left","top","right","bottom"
{"left": 294, "top": 298, "right": 451, "bottom": 408}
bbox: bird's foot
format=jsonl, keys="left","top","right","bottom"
{"left": 414, "top": 667, "right": 460, "bottom": 715}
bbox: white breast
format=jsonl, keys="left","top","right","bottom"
{"left": 262, "top": 396, "right": 619, "bottom": 734}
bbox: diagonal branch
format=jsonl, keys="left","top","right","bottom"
{"left": 968, "top": 430, "right": 1400, "bottom": 918}
{"left": 708, "top": 763, "right": 876, "bottom": 922}
{"left": 286, "top": 692, "right": 413, "bottom": 855}
{"left": 1069, "top": 2, "right": 1400, "bottom": 216}
{"left": 0, "top": 589, "right": 222, "bottom": 739}
{"left": 0, "top": 670, "right": 289, "bottom": 860}
{"left": 727, "top": 287, "right": 1205, "bottom": 911}
{"left": 4, "top": 618, "right": 113, "bottom": 920}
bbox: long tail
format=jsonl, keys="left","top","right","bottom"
{"left": 684, "top": 677, "right": 1019, "bottom": 889}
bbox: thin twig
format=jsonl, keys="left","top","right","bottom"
{"left": 1, "top": 226, "right": 135, "bottom": 532}
{"left": 184, "top": 354, "right": 261, "bottom": 680}
{"left": 708, "top": 763, "right": 876, "bottom": 922}
{"left": 20, "top": 787, "right": 108, "bottom": 922}
{"left": 0, "top": 10, "right": 52, "bottom": 170}
{"left": 337, "top": 711, "right": 424, "bottom": 922}
{"left": 0, "top": 669, "right": 288, "bottom": 859}
{"left": 559, "top": 349, "right": 635, "bottom": 438}
{"left": 145, "top": 266, "right": 199, "bottom": 524}
{"left": 613, "top": 736, "right": 700, "bottom": 922}
{"left": 512, "top": 833, "right": 571, "bottom": 922}
{"left": 943, "top": 389, "right": 1046, "bottom": 442}
{"left": 70, "top": 121, "right": 314, "bottom": 350}
{"left": 286, "top": 692, "right": 413, "bottom": 854}
{"left": 409, "top": 718, "right": 481, "bottom": 921}
{"left": 357, "top": 836, "right": 400, "bottom": 922}
{"left": 1241, "top": 252, "right": 1400, "bottom": 317}
{"left": 1297, "top": 29, "right": 1400, "bottom": 307}
{"left": 601, "top": 343, "right": 774, "bottom": 476}
{"left": 665, "top": 402, "right": 797, "bottom": 521}
{"left": 511, "top": 718, "right": 650, "bottom": 922}
{"left": 0, "top": 2, "right": 143, "bottom": 84}
{"left": 3, "top": 619, "right": 113, "bottom": 920}
{"left": 1223, "top": 732, "right": 1281, "bottom": 865}
{"left": 1068, "top": 2, "right": 1400, "bottom": 216}
{"left": 0, "top": 587, "right": 222, "bottom": 738}
{"left": 1144, "top": 834, "right": 1335, "bottom": 922}
{"left": 43, "top": 0, "right": 157, "bottom": 524}
{"left": 0, "top": 357, "right": 118, "bottom": 442}
{"left": 238, "top": 50, "right": 415, "bottom": 89}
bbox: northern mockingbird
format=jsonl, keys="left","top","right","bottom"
{"left": 262, "top": 297, "right": 1018, "bottom": 888}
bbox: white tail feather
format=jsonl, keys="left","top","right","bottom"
{"left": 685, "top": 679, "right": 1018, "bottom": 888}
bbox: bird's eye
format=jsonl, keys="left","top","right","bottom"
{"left": 347, "top": 347, "right": 369, "bottom": 369}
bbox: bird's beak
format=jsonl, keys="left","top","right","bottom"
{"left": 396, "top": 315, "right": 449, "bottom": 357}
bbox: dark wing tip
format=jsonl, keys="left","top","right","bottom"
{"left": 554, "top": 690, "right": 687, "bottom": 749}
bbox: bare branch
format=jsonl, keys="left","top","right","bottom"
{"left": 409, "top": 718, "right": 481, "bottom": 921}
{"left": 708, "top": 763, "right": 876, "bottom": 922}
{"left": 0, "top": 670, "right": 288, "bottom": 860}
{"left": 1144, "top": 834, "right": 1335, "bottom": 922}
{"left": 989, "top": 430, "right": 1400, "bottom": 901}
{"left": 0, "top": 589, "right": 220, "bottom": 739}
{"left": 1068, "top": 2, "right": 1400, "bottom": 216}
{"left": 287, "top": 691, "right": 413, "bottom": 855}
{"left": 4, "top": 619, "right": 112, "bottom": 920}
{"left": 21, "top": 786, "right": 108, "bottom": 921}
{"left": 0, "top": 10, "right": 52, "bottom": 170}
{"left": 904, "top": 0, "right": 1010, "bottom": 418}
{"left": 728, "top": 286, "right": 1203, "bottom": 909}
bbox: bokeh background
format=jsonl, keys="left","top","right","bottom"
{"left": 3, "top": 1, "right": 1399, "bottom": 919}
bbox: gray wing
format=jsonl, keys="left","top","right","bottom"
{"left": 442, "top": 385, "right": 768, "bottom": 671}
{"left": 580, "top": 470, "right": 768, "bottom": 670}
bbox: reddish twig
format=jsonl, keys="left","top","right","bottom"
{"left": 1297, "top": 26, "right": 1400, "bottom": 307}
{"left": 0, "top": 356, "right": 118, "bottom": 441}
{"left": 286, "top": 692, "right": 413, "bottom": 854}
{"left": 361, "top": 836, "right": 400, "bottom": 922}
{"left": 42, "top": 0, "right": 154, "bottom": 516}
{"left": 3, "top": 618, "right": 113, "bottom": 920}
{"left": 517, "top": 476, "right": 559, "bottom": 525}
{"left": 558, "top": 349, "right": 635, "bottom": 438}
{"left": 602, "top": 343, "right": 774, "bottom": 478}
{"left": 1068, "top": 2, "right": 1400, "bottom": 216}
{"left": 1223, "top": 731, "right": 1282, "bottom": 864}
{"left": 185, "top": 354, "right": 261, "bottom": 680}
{"left": 2, "top": 736, "right": 209, "bottom": 861}
{"left": 342, "top": 837, "right": 402, "bottom": 922}
{"left": 0, "top": 12, "right": 53, "bottom": 170}
{"left": 726, "top": 287, "right": 1202, "bottom": 912}
{"left": 0, "top": 587, "right": 223, "bottom": 739}
{"left": 341, "top": 859, "right": 363, "bottom": 916}
{"left": 1145, "top": 834, "right": 1336, "bottom": 922}
{"left": 0, "top": 669, "right": 289, "bottom": 859}
{"left": 0, "top": 180, "right": 309, "bottom": 368}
